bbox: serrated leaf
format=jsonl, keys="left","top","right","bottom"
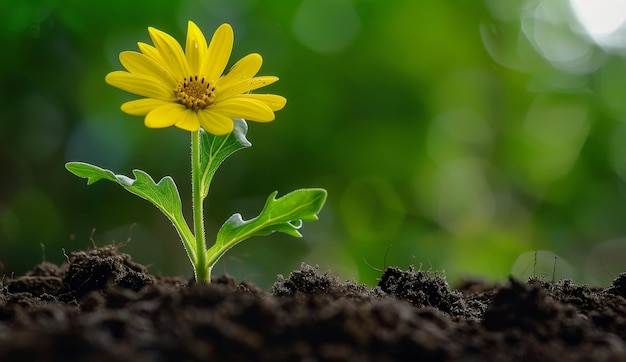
{"left": 207, "top": 188, "right": 327, "bottom": 265}
{"left": 65, "top": 161, "right": 196, "bottom": 262}
{"left": 199, "top": 119, "right": 251, "bottom": 198}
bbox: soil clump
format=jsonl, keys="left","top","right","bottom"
{"left": 1, "top": 245, "right": 625, "bottom": 361}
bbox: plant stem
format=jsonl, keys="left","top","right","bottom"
{"left": 191, "top": 130, "right": 209, "bottom": 282}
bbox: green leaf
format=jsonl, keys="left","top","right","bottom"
{"left": 65, "top": 162, "right": 196, "bottom": 262}
{"left": 199, "top": 119, "right": 251, "bottom": 199}
{"left": 208, "top": 188, "right": 327, "bottom": 265}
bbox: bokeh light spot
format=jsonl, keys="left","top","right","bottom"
{"left": 511, "top": 250, "right": 576, "bottom": 281}
{"left": 427, "top": 109, "right": 493, "bottom": 165}
{"left": 570, "top": 0, "right": 626, "bottom": 50}
{"left": 522, "top": 0, "right": 596, "bottom": 73}
{"left": 431, "top": 157, "right": 495, "bottom": 234}
{"left": 519, "top": 95, "right": 590, "bottom": 185}
{"left": 585, "top": 237, "right": 626, "bottom": 286}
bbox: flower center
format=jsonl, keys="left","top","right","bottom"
{"left": 176, "top": 75, "right": 216, "bottom": 111}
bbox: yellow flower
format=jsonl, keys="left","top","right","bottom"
{"left": 105, "top": 21, "right": 286, "bottom": 135}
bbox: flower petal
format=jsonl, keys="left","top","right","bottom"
{"left": 106, "top": 71, "right": 176, "bottom": 101}
{"left": 210, "top": 97, "right": 275, "bottom": 122}
{"left": 121, "top": 98, "right": 172, "bottom": 116}
{"left": 200, "top": 23, "right": 233, "bottom": 81}
{"left": 185, "top": 21, "right": 207, "bottom": 74}
{"left": 148, "top": 26, "right": 190, "bottom": 80}
{"left": 215, "top": 76, "right": 278, "bottom": 101}
{"left": 145, "top": 103, "right": 190, "bottom": 128}
{"left": 137, "top": 42, "right": 176, "bottom": 79}
{"left": 238, "top": 94, "right": 286, "bottom": 111}
{"left": 106, "top": 23, "right": 284, "bottom": 132}
{"left": 197, "top": 110, "right": 234, "bottom": 135}
{"left": 174, "top": 109, "right": 201, "bottom": 131}
{"left": 138, "top": 42, "right": 164, "bottom": 64}
{"left": 218, "top": 53, "right": 262, "bottom": 88}
{"left": 119, "top": 51, "right": 177, "bottom": 87}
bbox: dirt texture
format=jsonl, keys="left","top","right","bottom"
{"left": 1, "top": 244, "right": 625, "bottom": 361}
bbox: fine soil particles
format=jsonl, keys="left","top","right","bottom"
{"left": 1, "top": 244, "right": 625, "bottom": 361}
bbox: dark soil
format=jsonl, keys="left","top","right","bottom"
{"left": 1, "top": 245, "right": 625, "bottom": 361}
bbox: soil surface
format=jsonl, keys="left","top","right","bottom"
{"left": 1, "top": 244, "right": 625, "bottom": 361}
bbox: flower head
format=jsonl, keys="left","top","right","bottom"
{"left": 105, "top": 21, "right": 286, "bottom": 135}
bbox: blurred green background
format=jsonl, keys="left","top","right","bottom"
{"left": 2, "top": 0, "right": 626, "bottom": 288}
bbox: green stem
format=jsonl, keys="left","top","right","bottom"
{"left": 191, "top": 130, "right": 209, "bottom": 282}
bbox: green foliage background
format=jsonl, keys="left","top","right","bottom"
{"left": 1, "top": 0, "right": 625, "bottom": 288}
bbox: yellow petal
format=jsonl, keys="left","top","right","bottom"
{"left": 105, "top": 71, "right": 176, "bottom": 101}
{"left": 137, "top": 42, "right": 177, "bottom": 80}
{"left": 210, "top": 98, "right": 275, "bottom": 122}
{"left": 174, "top": 109, "right": 201, "bottom": 131}
{"left": 185, "top": 21, "right": 207, "bottom": 74}
{"left": 197, "top": 110, "right": 234, "bottom": 135}
{"left": 200, "top": 23, "right": 233, "bottom": 81}
{"left": 215, "top": 76, "right": 278, "bottom": 101}
{"left": 148, "top": 26, "right": 190, "bottom": 80}
{"left": 238, "top": 94, "right": 286, "bottom": 111}
{"left": 138, "top": 42, "right": 164, "bottom": 64}
{"left": 119, "top": 51, "right": 177, "bottom": 87}
{"left": 121, "top": 98, "right": 172, "bottom": 116}
{"left": 145, "top": 103, "right": 190, "bottom": 129}
{"left": 218, "top": 53, "right": 262, "bottom": 88}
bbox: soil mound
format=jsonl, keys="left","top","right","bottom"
{"left": 1, "top": 245, "right": 625, "bottom": 361}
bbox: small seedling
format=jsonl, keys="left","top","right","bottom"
{"left": 66, "top": 21, "right": 327, "bottom": 282}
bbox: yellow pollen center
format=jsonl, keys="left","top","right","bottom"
{"left": 176, "top": 75, "right": 216, "bottom": 111}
